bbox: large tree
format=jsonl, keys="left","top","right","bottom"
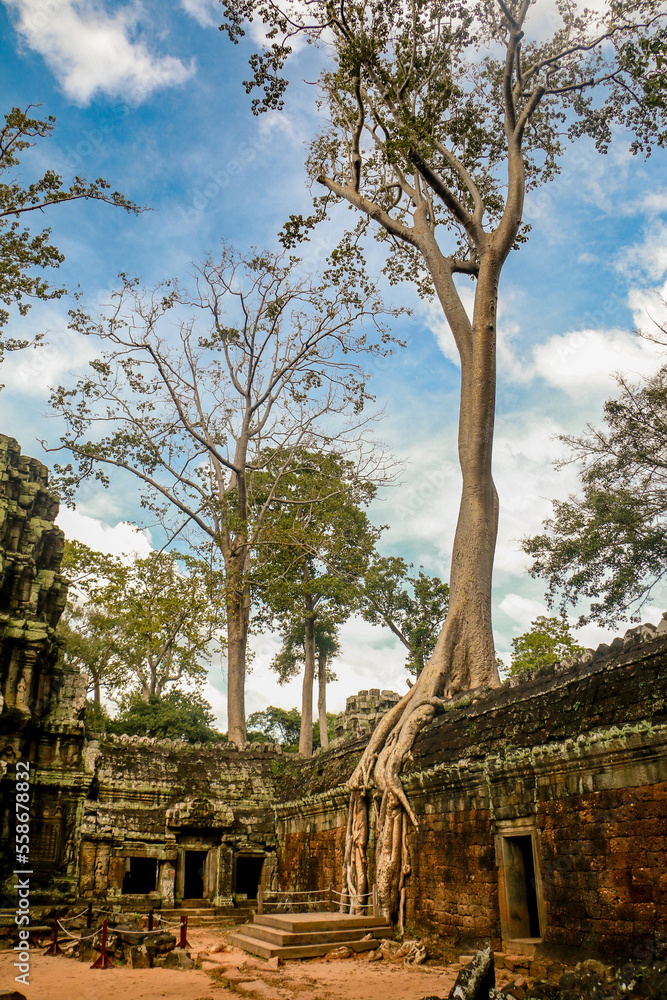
{"left": 257, "top": 449, "right": 379, "bottom": 755}
{"left": 524, "top": 331, "right": 667, "bottom": 626}
{"left": 0, "top": 105, "right": 139, "bottom": 361}
{"left": 221, "top": 0, "right": 667, "bottom": 917}
{"left": 47, "top": 245, "right": 393, "bottom": 744}
{"left": 271, "top": 619, "right": 341, "bottom": 751}
{"left": 60, "top": 540, "right": 222, "bottom": 704}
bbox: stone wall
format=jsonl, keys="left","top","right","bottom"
{"left": 0, "top": 435, "right": 86, "bottom": 901}
{"left": 0, "top": 434, "right": 70, "bottom": 724}
{"left": 78, "top": 735, "right": 283, "bottom": 906}
{"left": 274, "top": 630, "right": 667, "bottom": 961}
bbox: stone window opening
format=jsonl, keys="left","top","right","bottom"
{"left": 496, "top": 824, "right": 545, "bottom": 947}
{"left": 122, "top": 857, "right": 157, "bottom": 895}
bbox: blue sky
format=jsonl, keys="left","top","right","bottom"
{"left": 2, "top": 0, "right": 667, "bottom": 725}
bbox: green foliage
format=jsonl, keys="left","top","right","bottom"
{"left": 247, "top": 706, "right": 302, "bottom": 749}
{"left": 523, "top": 342, "right": 667, "bottom": 626}
{"left": 509, "top": 616, "right": 584, "bottom": 676}
{"left": 59, "top": 540, "right": 223, "bottom": 703}
{"left": 83, "top": 698, "right": 111, "bottom": 735}
{"left": 247, "top": 705, "right": 336, "bottom": 750}
{"left": 361, "top": 556, "right": 449, "bottom": 676}
{"left": 47, "top": 245, "right": 398, "bottom": 743}
{"left": 271, "top": 619, "right": 340, "bottom": 685}
{"left": 108, "top": 690, "right": 221, "bottom": 742}
{"left": 0, "top": 105, "right": 140, "bottom": 354}
{"left": 222, "top": 0, "right": 667, "bottom": 271}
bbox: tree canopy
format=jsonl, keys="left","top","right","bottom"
{"left": 60, "top": 540, "right": 223, "bottom": 705}
{"left": 247, "top": 704, "right": 336, "bottom": 750}
{"left": 509, "top": 614, "right": 584, "bottom": 675}
{"left": 256, "top": 449, "right": 379, "bottom": 754}
{"left": 47, "top": 244, "right": 395, "bottom": 744}
{"left": 361, "top": 556, "right": 450, "bottom": 677}
{"left": 524, "top": 332, "right": 667, "bottom": 626}
{"left": 107, "top": 690, "right": 221, "bottom": 743}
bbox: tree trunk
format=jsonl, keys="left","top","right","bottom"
{"left": 343, "top": 250, "right": 503, "bottom": 920}
{"left": 93, "top": 676, "right": 101, "bottom": 705}
{"left": 318, "top": 650, "right": 329, "bottom": 750}
{"left": 299, "top": 598, "right": 316, "bottom": 757}
{"left": 225, "top": 548, "right": 248, "bottom": 745}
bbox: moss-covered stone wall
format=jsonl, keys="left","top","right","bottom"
{"left": 274, "top": 633, "right": 667, "bottom": 961}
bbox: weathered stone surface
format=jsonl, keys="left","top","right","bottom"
{"left": 448, "top": 947, "right": 495, "bottom": 1000}
{"left": 128, "top": 944, "right": 151, "bottom": 968}
{"left": 0, "top": 435, "right": 85, "bottom": 901}
{"left": 0, "top": 434, "right": 69, "bottom": 724}
{"left": 334, "top": 688, "right": 400, "bottom": 741}
{"left": 159, "top": 947, "right": 195, "bottom": 970}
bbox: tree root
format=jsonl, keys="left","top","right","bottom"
{"left": 342, "top": 608, "right": 500, "bottom": 920}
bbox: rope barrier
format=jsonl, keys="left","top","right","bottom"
{"left": 267, "top": 888, "right": 328, "bottom": 897}
{"left": 56, "top": 920, "right": 181, "bottom": 942}
{"left": 56, "top": 907, "right": 89, "bottom": 926}
{"left": 57, "top": 921, "right": 97, "bottom": 943}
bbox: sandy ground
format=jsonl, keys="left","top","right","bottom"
{"left": 0, "top": 926, "right": 493, "bottom": 1000}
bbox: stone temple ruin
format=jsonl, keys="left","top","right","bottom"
{"left": 1, "top": 434, "right": 666, "bottom": 964}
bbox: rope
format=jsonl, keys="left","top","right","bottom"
{"left": 331, "top": 888, "right": 372, "bottom": 899}
{"left": 57, "top": 908, "right": 90, "bottom": 926}
{"left": 56, "top": 921, "right": 97, "bottom": 942}
{"left": 269, "top": 889, "right": 328, "bottom": 898}
{"left": 56, "top": 920, "right": 178, "bottom": 942}
{"left": 153, "top": 916, "right": 183, "bottom": 930}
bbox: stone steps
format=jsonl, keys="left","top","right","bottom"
{"left": 158, "top": 904, "right": 255, "bottom": 930}
{"left": 230, "top": 911, "right": 392, "bottom": 960}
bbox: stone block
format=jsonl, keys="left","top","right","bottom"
{"left": 129, "top": 944, "right": 151, "bottom": 969}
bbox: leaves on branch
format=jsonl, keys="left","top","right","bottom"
{"left": 524, "top": 323, "right": 667, "bottom": 626}
{"left": 0, "top": 105, "right": 142, "bottom": 360}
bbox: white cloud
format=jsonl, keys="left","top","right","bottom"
{"left": 616, "top": 221, "right": 667, "bottom": 284}
{"left": 629, "top": 278, "right": 667, "bottom": 339}
{"left": 3, "top": 0, "right": 194, "bottom": 103}
{"left": 493, "top": 417, "right": 578, "bottom": 576}
{"left": 498, "top": 593, "right": 547, "bottom": 630}
{"left": 56, "top": 507, "right": 153, "bottom": 557}
{"left": 497, "top": 592, "right": 618, "bottom": 652}
{"left": 531, "top": 326, "right": 664, "bottom": 398}
{"left": 637, "top": 190, "right": 667, "bottom": 216}
{"left": 0, "top": 315, "right": 99, "bottom": 396}
{"left": 180, "top": 0, "right": 218, "bottom": 28}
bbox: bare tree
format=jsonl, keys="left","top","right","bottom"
{"left": 47, "top": 244, "right": 395, "bottom": 743}
{"left": 221, "top": 0, "right": 667, "bottom": 917}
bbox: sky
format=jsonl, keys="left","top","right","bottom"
{"left": 2, "top": 0, "right": 667, "bottom": 728}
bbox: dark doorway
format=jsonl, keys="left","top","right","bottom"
{"left": 122, "top": 857, "right": 157, "bottom": 894}
{"left": 235, "top": 855, "right": 264, "bottom": 899}
{"left": 183, "top": 851, "right": 207, "bottom": 899}
{"left": 502, "top": 835, "right": 541, "bottom": 938}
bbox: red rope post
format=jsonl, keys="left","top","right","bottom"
{"left": 148, "top": 908, "right": 154, "bottom": 931}
{"left": 91, "top": 918, "right": 114, "bottom": 968}
{"left": 44, "top": 910, "right": 64, "bottom": 956}
{"left": 179, "top": 914, "right": 188, "bottom": 949}
{"left": 86, "top": 902, "right": 93, "bottom": 929}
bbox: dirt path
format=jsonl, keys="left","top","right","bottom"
{"left": 0, "top": 927, "right": 493, "bottom": 1000}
